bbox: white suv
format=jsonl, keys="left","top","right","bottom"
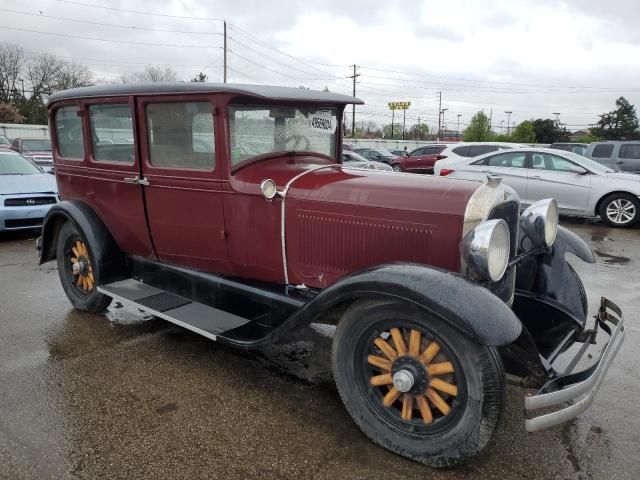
{"left": 434, "top": 142, "right": 529, "bottom": 173}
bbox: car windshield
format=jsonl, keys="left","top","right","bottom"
{"left": 0, "top": 153, "right": 42, "bottom": 175}
{"left": 0, "top": 136, "right": 9, "bottom": 145}
{"left": 376, "top": 149, "right": 395, "bottom": 157}
{"left": 557, "top": 150, "right": 614, "bottom": 173}
{"left": 22, "top": 139, "right": 51, "bottom": 151}
{"left": 229, "top": 104, "right": 337, "bottom": 166}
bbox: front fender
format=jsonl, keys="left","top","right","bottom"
{"left": 39, "top": 200, "right": 125, "bottom": 284}
{"left": 289, "top": 263, "right": 523, "bottom": 347}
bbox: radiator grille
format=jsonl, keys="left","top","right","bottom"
{"left": 4, "top": 197, "right": 56, "bottom": 207}
{"left": 5, "top": 217, "right": 44, "bottom": 229}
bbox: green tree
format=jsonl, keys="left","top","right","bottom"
{"left": 407, "top": 122, "right": 429, "bottom": 140}
{"left": 383, "top": 123, "right": 404, "bottom": 140}
{"left": 532, "top": 119, "right": 570, "bottom": 143}
{"left": 510, "top": 120, "right": 536, "bottom": 143}
{"left": 591, "top": 96, "right": 640, "bottom": 140}
{"left": 463, "top": 111, "right": 492, "bottom": 141}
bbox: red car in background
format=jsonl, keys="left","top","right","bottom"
{"left": 392, "top": 144, "right": 447, "bottom": 173}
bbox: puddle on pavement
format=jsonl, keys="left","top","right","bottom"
{"left": 593, "top": 249, "right": 630, "bottom": 265}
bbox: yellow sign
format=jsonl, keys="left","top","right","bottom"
{"left": 388, "top": 101, "right": 411, "bottom": 110}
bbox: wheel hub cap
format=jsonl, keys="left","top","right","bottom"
{"left": 392, "top": 370, "right": 415, "bottom": 393}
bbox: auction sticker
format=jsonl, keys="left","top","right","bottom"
{"left": 310, "top": 112, "right": 336, "bottom": 133}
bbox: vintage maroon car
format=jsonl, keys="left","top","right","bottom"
{"left": 391, "top": 144, "right": 448, "bottom": 173}
{"left": 39, "top": 83, "right": 624, "bottom": 467}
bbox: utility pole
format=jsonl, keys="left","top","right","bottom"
{"left": 437, "top": 91, "right": 442, "bottom": 141}
{"left": 500, "top": 120, "right": 504, "bottom": 133}
{"left": 391, "top": 109, "right": 395, "bottom": 138}
{"left": 402, "top": 108, "right": 407, "bottom": 140}
{"left": 505, "top": 111, "right": 512, "bottom": 135}
{"left": 348, "top": 65, "right": 360, "bottom": 138}
{"left": 223, "top": 21, "right": 227, "bottom": 83}
{"left": 456, "top": 114, "right": 461, "bottom": 140}
{"left": 553, "top": 112, "right": 561, "bottom": 122}
{"left": 441, "top": 108, "right": 448, "bottom": 140}
{"left": 417, "top": 117, "right": 420, "bottom": 140}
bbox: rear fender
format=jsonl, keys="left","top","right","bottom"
{"left": 289, "top": 263, "right": 523, "bottom": 347}
{"left": 39, "top": 200, "right": 125, "bottom": 284}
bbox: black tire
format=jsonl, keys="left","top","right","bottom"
{"left": 598, "top": 193, "right": 640, "bottom": 228}
{"left": 392, "top": 164, "right": 403, "bottom": 172}
{"left": 56, "top": 221, "right": 112, "bottom": 313}
{"left": 332, "top": 300, "right": 505, "bottom": 468}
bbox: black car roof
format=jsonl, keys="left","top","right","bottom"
{"left": 48, "top": 82, "right": 364, "bottom": 106}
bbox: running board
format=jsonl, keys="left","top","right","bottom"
{"left": 98, "top": 279, "right": 251, "bottom": 341}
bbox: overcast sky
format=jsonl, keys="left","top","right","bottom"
{"left": 2, "top": 0, "right": 640, "bottom": 132}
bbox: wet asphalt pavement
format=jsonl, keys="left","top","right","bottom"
{"left": 1, "top": 219, "right": 639, "bottom": 480}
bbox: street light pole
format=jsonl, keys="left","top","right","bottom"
{"left": 505, "top": 111, "right": 512, "bottom": 135}
{"left": 441, "top": 108, "right": 448, "bottom": 139}
{"left": 456, "top": 114, "right": 461, "bottom": 140}
{"left": 437, "top": 91, "right": 442, "bottom": 141}
{"left": 402, "top": 108, "right": 406, "bottom": 140}
{"left": 500, "top": 120, "right": 504, "bottom": 133}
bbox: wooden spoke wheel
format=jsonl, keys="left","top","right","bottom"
{"left": 365, "top": 325, "right": 463, "bottom": 429}
{"left": 68, "top": 239, "right": 95, "bottom": 294}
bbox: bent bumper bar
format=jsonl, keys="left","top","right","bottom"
{"left": 524, "top": 297, "right": 625, "bottom": 432}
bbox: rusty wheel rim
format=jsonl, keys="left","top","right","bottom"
{"left": 68, "top": 239, "right": 94, "bottom": 294}
{"left": 364, "top": 324, "right": 463, "bottom": 430}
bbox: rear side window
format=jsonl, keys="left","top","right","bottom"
{"left": 89, "top": 104, "right": 135, "bottom": 163}
{"left": 452, "top": 146, "right": 470, "bottom": 157}
{"left": 423, "top": 146, "right": 445, "bottom": 155}
{"left": 619, "top": 144, "right": 640, "bottom": 159}
{"left": 469, "top": 145, "right": 498, "bottom": 157}
{"left": 54, "top": 106, "right": 84, "bottom": 159}
{"left": 409, "top": 148, "right": 424, "bottom": 156}
{"left": 146, "top": 102, "right": 215, "bottom": 169}
{"left": 591, "top": 144, "right": 614, "bottom": 158}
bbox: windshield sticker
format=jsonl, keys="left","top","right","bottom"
{"left": 310, "top": 112, "right": 336, "bottom": 134}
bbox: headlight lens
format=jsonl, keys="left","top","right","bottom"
{"left": 460, "top": 219, "right": 511, "bottom": 282}
{"left": 520, "top": 198, "right": 559, "bottom": 247}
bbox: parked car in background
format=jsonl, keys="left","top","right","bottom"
{"left": 0, "top": 150, "right": 58, "bottom": 231}
{"left": 390, "top": 149, "right": 409, "bottom": 157}
{"left": 10, "top": 137, "right": 54, "bottom": 173}
{"left": 549, "top": 143, "right": 588, "bottom": 156}
{"left": 353, "top": 147, "right": 401, "bottom": 165}
{"left": 0, "top": 136, "right": 11, "bottom": 148}
{"left": 342, "top": 150, "right": 393, "bottom": 171}
{"left": 435, "top": 142, "right": 528, "bottom": 165}
{"left": 584, "top": 141, "right": 640, "bottom": 173}
{"left": 392, "top": 144, "right": 448, "bottom": 173}
{"left": 435, "top": 147, "right": 640, "bottom": 227}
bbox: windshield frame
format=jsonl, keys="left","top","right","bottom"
{"left": 0, "top": 152, "right": 44, "bottom": 175}
{"left": 227, "top": 100, "right": 342, "bottom": 172}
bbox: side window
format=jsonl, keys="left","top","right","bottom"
{"left": 531, "top": 153, "right": 583, "bottom": 172}
{"left": 410, "top": 148, "right": 424, "bottom": 157}
{"left": 452, "top": 146, "right": 469, "bottom": 157}
{"left": 89, "top": 104, "right": 135, "bottom": 163}
{"left": 471, "top": 145, "right": 498, "bottom": 156}
{"left": 54, "top": 106, "right": 85, "bottom": 159}
{"left": 486, "top": 151, "right": 526, "bottom": 168}
{"left": 591, "top": 144, "right": 614, "bottom": 158}
{"left": 146, "top": 102, "right": 215, "bottom": 169}
{"left": 619, "top": 144, "right": 640, "bottom": 159}
{"left": 423, "top": 147, "right": 439, "bottom": 155}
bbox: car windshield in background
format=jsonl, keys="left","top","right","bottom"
{"left": 0, "top": 153, "right": 42, "bottom": 175}
{"left": 22, "top": 139, "right": 51, "bottom": 152}
{"left": 229, "top": 105, "right": 337, "bottom": 166}
{"left": 0, "top": 136, "right": 9, "bottom": 145}
{"left": 376, "top": 149, "right": 395, "bottom": 157}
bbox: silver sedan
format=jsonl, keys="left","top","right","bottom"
{"left": 434, "top": 148, "right": 640, "bottom": 227}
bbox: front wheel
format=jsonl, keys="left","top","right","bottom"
{"left": 332, "top": 300, "right": 505, "bottom": 467}
{"left": 599, "top": 193, "right": 640, "bottom": 228}
{"left": 56, "top": 221, "right": 112, "bottom": 313}
{"left": 392, "top": 164, "right": 403, "bottom": 172}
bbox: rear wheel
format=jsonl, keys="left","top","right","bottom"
{"left": 56, "top": 221, "right": 112, "bottom": 313}
{"left": 598, "top": 193, "right": 640, "bottom": 228}
{"left": 392, "top": 164, "right": 403, "bottom": 172}
{"left": 332, "top": 300, "right": 504, "bottom": 467}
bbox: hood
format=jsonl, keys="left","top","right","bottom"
{"left": 0, "top": 174, "right": 58, "bottom": 195}
{"left": 605, "top": 171, "right": 640, "bottom": 182}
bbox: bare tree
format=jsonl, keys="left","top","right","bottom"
{"left": 55, "top": 61, "right": 94, "bottom": 91}
{"left": 121, "top": 65, "right": 180, "bottom": 83}
{"left": 0, "top": 43, "right": 25, "bottom": 102}
{"left": 27, "top": 52, "right": 64, "bottom": 99}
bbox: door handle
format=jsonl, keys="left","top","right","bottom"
{"left": 530, "top": 175, "right": 541, "bottom": 180}
{"left": 123, "top": 176, "right": 150, "bottom": 186}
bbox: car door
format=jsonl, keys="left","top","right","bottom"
{"left": 527, "top": 152, "right": 591, "bottom": 213}
{"left": 616, "top": 144, "right": 640, "bottom": 173}
{"left": 85, "top": 98, "right": 155, "bottom": 257}
{"left": 136, "top": 96, "right": 230, "bottom": 272}
{"left": 473, "top": 151, "right": 529, "bottom": 202}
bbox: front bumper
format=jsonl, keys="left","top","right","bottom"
{"left": 524, "top": 297, "right": 625, "bottom": 432}
{"left": 0, "top": 203, "right": 55, "bottom": 231}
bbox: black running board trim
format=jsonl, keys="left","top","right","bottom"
{"left": 98, "top": 279, "right": 251, "bottom": 341}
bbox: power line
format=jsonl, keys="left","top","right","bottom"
{"left": 0, "top": 25, "right": 223, "bottom": 48}
{"left": 55, "top": 0, "right": 225, "bottom": 21}
{"left": 0, "top": 8, "right": 223, "bottom": 35}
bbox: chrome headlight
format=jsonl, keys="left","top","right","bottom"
{"left": 520, "top": 198, "right": 559, "bottom": 247}
{"left": 460, "top": 219, "right": 511, "bottom": 282}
